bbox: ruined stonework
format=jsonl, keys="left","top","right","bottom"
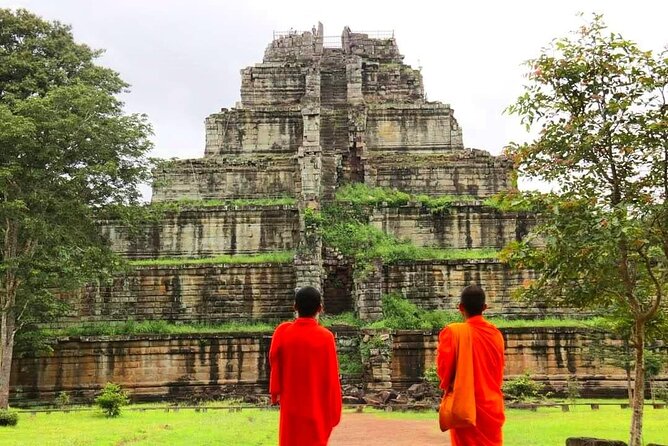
{"left": 135, "top": 24, "right": 520, "bottom": 314}
{"left": 11, "top": 25, "right": 569, "bottom": 402}
{"left": 12, "top": 328, "right": 666, "bottom": 404}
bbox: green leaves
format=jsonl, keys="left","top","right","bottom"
{"left": 0, "top": 9, "right": 153, "bottom": 353}
{"left": 504, "top": 21, "right": 668, "bottom": 430}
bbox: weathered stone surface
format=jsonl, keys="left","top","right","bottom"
{"left": 205, "top": 109, "right": 303, "bottom": 156}
{"left": 151, "top": 156, "right": 298, "bottom": 202}
{"left": 365, "top": 151, "right": 513, "bottom": 198}
{"left": 12, "top": 328, "right": 666, "bottom": 404}
{"left": 365, "top": 104, "right": 463, "bottom": 151}
{"left": 382, "top": 260, "right": 545, "bottom": 318}
{"left": 566, "top": 438, "right": 627, "bottom": 446}
{"left": 101, "top": 206, "right": 299, "bottom": 258}
{"left": 63, "top": 264, "right": 296, "bottom": 324}
{"left": 370, "top": 204, "right": 536, "bottom": 249}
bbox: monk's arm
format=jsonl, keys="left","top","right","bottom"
{"left": 437, "top": 327, "right": 455, "bottom": 392}
{"left": 269, "top": 325, "right": 285, "bottom": 404}
{"left": 328, "top": 332, "right": 342, "bottom": 428}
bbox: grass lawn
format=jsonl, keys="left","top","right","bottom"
{"left": 0, "top": 408, "right": 279, "bottom": 446}
{"left": 1, "top": 404, "right": 666, "bottom": 445}
{"left": 375, "top": 405, "right": 668, "bottom": 446}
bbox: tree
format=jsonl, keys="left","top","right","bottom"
{"left": 0, "top": 9, "right": 153, "bottom": 408}
{"left": 503, "top": 14, "right": 668, "bottom": 446}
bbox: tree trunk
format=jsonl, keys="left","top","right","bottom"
{"left": 0, "top": 307, "right": 15, "bottom": 409}
{"left": 626, "top": 366, "right": 633, "bottom": 406}
{"left": 629, "top": 321, "right": 645, "bottom": 446}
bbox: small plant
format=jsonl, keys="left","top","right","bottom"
{"left": 55, "top": 391, "right": 71, "bottom": 408}
{"left": 360, "top": 334, "right": 392, "bottom": 362}
{"left": 502, "top": 373, "right": 546, "bottom": 402}
{"left": 565, "top": 376, "right": 580, "bottom": 407}
{"left": 655, "top": 385, "right": 668, "bottom": 404}
{"left": 95, "top": 382, "right": 129, "bottom": 417}
{"left": 0, "top": 409, "right": 18, "bottom": 427}
{"left": 338, "top": 352, "right": 364, "bottom": 376}
{"left": 423, "top": 365, "right": 440, "bottom": 388}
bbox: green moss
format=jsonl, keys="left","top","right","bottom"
{"left": 321, "top": 312, "right": 363, "bottom": 328}
{"left": 338, "top": 352, "right": 364, "bottom": 376}
{"left": 130, "top": 251, "right": 294, "bottom": 267}
{"left": 45, "top": 320, "right": 277, "bottom": 337}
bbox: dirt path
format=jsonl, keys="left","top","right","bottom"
{"left": 329, "top": 413, "right": 450, "bottom": 446}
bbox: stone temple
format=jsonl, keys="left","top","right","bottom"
{"left": 100, "top": 23, "right": 536, "bottom": 322}
{"left": 11, "top": 25, "right": 654, "bottom": 403}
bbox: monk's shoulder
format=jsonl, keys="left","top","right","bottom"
{"left": 439, "top": 322, "right": 465, "bottom": 340}
{"left": 272, "top": 321, "right": 293, "bottom": 337}
{"left": 315, "top": 324, "right": 336, "bottom": 340}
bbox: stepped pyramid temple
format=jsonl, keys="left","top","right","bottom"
{"left": 11, "top": 25, "right": 663, "bottom": 403}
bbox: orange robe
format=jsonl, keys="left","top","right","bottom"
{"left": 269, "top": 317, "right": 342, "bottom": 446}
{"left": 437, "top": 315, "right": 505, "bottom": 446}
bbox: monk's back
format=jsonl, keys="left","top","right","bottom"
{"left": 277, "top": 319, "right": 337, "bottom": 413}
{"left": 468, "top": 317, "right": 505, "bottom": 427}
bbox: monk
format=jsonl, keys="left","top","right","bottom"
{"left": 269, "top": 286, "right": 342, "bottom": 446}
{"left": 437, "top": 285, "right": 505, "bottom": 446}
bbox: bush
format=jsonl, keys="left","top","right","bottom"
{"left": 95, "top": 382, "right": 129, "bottom": 417}
{"left": 0, "top": 409, "right": 18, "bottom": 427}
{"left": 503, "top": 373, "right": 546, "bottom": 402}
{"left": 377, "top": 293, "right": 461, "bottom": 330}
{"left": 55, "top": 391, "right": 70, "bottom": 408}
{"left": 423, "top": 365, "right": 440, "bottom": 387}
{"left": 338, "top": 352, "right": 364, "bottom": 376}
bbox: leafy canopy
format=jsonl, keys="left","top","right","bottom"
{"left": 503, "top": 14, "right": 668, "bottom": 326}
{"left": 0, "top": 8, "right": 153, "bottom": 337}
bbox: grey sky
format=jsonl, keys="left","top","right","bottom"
{"left": 2, "top": 0, "right": 667, "bottom": 193}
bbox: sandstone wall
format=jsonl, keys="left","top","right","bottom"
{"left": 12, "top": 328, "right": 661, "bottom": 403}
{"left": 361, "top": 62, "right": 423, "bottom": 103}
{"left": 240, "top": 65, "right": 306, "bottom": 107}
{"left": 101, "top": 206, "right": 299, "bottom": 259}
{"left": 390, "top": 328, "right": 668, "bottom": 397}
{"left": 204, "top": 109, "right": 303, "bottom": 156}
{"left": 365, "top": 151, "right": 513, "bottom": 197}
{"left": 64, "top": 264, "right": 296, "bottom": 324}
{"left": 370, "top": 204, "right": 536, "bottom": 249}
{"left": 11, "top": 334, "right": 272, "bottom": 403}
{"left": 383, "top": 260, "right": 548, "bottom": 318}
{"left": 151, "top": 157, "right": 297, "bottom": 202}
{"left": 365, "top": 105, "right": 463, "bottom": 150}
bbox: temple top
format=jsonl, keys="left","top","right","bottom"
{"left": 265, "top": 23, "right": 402, "bottom": 63}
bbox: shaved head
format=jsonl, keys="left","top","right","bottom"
{"left": 460, "top": 285, "right": 486, "bottom": 316}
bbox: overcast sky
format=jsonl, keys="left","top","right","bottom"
{"left": 2, "top": 0, "right": 668, "bottom": 194}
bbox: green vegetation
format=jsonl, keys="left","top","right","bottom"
{"left": 129, "top": 251, "right": 294, "bottom": 267}
{"left": 335, "top": 183, "right": 476, "bottom": 212}
{"left": 148, "top": 197, "right": 296, "bottom": 213}
{"left": 45, "top": 320, "right": 277, "bottom": 337}
{"left": 505, "top": 15, "right": 668, "bottom": 445}
{"left": 321, "top": 201, "right": 498, "bottom": 276}
{"left": 337, "top": 352, "right": 364, "bottom": 376}
{"left": 320, "top": 312, "right": 363, "bottom": 328}
{"left": 95, "top": 383, "right": 129, "bottom": 418}
{"left": 2, "top": 405, "right": 668, "bottom": 445}
{"left": 482, "top": 190, "right": 536, "bottom": 212}
{"left": 489, "top": 317, "right": 607, "bottom": 329}
{"left": 376, "top": 406, "right": 668, "bottom": 446}
{"left": 0, "top": 8, "right": 155, "bottom": 409}
{"left": 422, "top": 365, "right": 440, "bottom": 387}
{"left": 367, "top": 293, "right": 461, "bottom": 330}
{"left": 54, "top": 392, "right": 70, "bottom": 409}
{"left": 0, "top": 409, "right": 18, "bottom": 427}
{"left": 502, "top": 373, "right": 549, "bottom": 403}
{"left": 0, "top": 407, "right": 279, "bottom": 445}
{"left": 38, "top": 314, "right": 609, "bottom": 340}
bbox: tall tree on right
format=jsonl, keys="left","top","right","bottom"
{"left": 503, "top": 14, "right": 668, "bottom": 446}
